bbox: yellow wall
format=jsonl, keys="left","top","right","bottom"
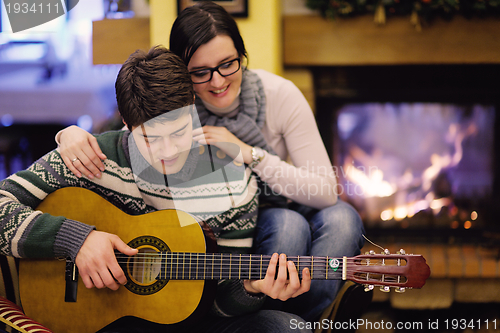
{"left": 149, "top": 0, "right": 282, "bottom": 75}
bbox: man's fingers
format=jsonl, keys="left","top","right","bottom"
{"left": 113, "top": 236, "right": 138, "bottom": 257}
{"left": 75, "top": 231, "right": 132, "bottom": 291}
{"left": 110, "top": 237, "right": 137, "bottom": 285}
{"left": 265, "top": 253, "right": 279, "bottom": 280}
{"left": 286, "top": 260, "right": 301, "bottom": 289}
{"left": 108, "top": 263, "right": 128, "bottom": 286}
{"left": 266, "top": 254, "right": 289, "bottom": 299}
{"left": 275, "top": 254, "right": 288, "bottom": 283}
{"left": 291, "top": 267, "right": 311, "bottom": 298}
{"left": 80, "top": 260, "right": 123, "bottom": 290}
{"left": 99, "top": 269, "right": 121, "bottom": 290}
{"left": 79, "top": 272, "right": 95, "bottom": 289}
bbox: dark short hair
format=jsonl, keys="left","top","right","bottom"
{"left": 170, "top": 1, "right": 247, "bottom": 66}
{"left": 115, "top": 45, "right": 194, "bottom": 130}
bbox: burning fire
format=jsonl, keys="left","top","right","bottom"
{"left": 342, "top": 111, "right": 480, "bottom": 227}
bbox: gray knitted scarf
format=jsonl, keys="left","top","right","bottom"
{"left": 195, "top": 69, "right": 276, "bottom": 154}
{"left": 195, "top": 69, "right": 287, "bottom": 208}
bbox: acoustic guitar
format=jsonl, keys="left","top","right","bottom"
{"left": 19, "top": 187, "right": 430, "bottom": 333}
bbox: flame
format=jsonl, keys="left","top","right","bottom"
{"left": 381, "top": 199, "right": 431, "bottom": 222}
{"left": 343, "top": 118, "right": 478, "bottom": 222}
{"left": 344, "top": 159, "right": 395, "bottom": 198}
{"left": 421, "top": 122, "right": 478, "bottom": 192}
{"left": 422, "top": 154, "right": 451, "bottom": 192}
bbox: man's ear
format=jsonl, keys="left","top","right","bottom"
{"left": 122, "top": 118, "right": 130, "bottom": 131}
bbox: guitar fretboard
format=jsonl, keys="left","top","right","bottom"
{"left": 148, "top": 252, "right": 345, "bottom": 281}
{"left": 118, "top": 251, "right": 426, "bottom": 288}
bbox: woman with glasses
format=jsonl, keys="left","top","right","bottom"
{"left": 56, "top": 1, "right": 367, "bottom": 326}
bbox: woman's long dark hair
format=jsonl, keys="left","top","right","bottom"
{"left": 170, "top": 1, "right": 247, "bottom": 66}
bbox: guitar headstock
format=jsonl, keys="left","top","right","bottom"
{"left": 347, "top": 249, "right": 431, "bottom": 293}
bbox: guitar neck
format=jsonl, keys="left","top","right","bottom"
{"left": 20, "top": 187, "right": 430, "bottom": 333}
{"left": 127, "top": 252, "right": 344, "bottom": 281}
{"left": 119, "top": 251, "right": 430, "bottom": 288}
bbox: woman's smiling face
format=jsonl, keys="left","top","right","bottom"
{"left": 187, "top": 35, "right": 243, "bottom": 110}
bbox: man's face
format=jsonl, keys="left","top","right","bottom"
{"left": 131, "top": 113, "right": 193, "bottom": 175}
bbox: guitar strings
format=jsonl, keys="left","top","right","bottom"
{"left": 117, "top": 257, "right": 338, "bottom": 269}
{"left": 113, "top": 260, "right": 406, "bottom": 283}
{"left": 114, "top": 253, "right": 396, "bottom": 261}
{"left": 111, "top": 254, "right": 406, "bottom": 283}
{"left": 113, "top": 253, "right": 407, "bottom": 281}
{"left": 114, "top": 252, "right": 400, "bottom": 258}
{"left": 113, "top": 255, "right": 401, "bottom": 266}
{"left": 113, "top": 256, "right": 403, "bottom": 271}
{"left": 113, "top": 268, "right": 404, "bottom": 284}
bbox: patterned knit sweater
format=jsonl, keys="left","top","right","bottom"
{"left": 0, "top": 130, "right": 264, "bottom": 317}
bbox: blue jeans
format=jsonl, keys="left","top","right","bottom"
{"left": 97, "top": 311, "right": 312, "bottom": 333}
{"left": 254, "top": 200, "right": 365, "bottom": 322}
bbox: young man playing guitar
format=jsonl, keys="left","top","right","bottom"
{"left": 0, "top": 46, "right": 312, "bottom": 333}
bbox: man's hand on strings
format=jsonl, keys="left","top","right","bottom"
{"left": 243, "top": 253, "right": 311, "bottom": 300}
{"left": 75, "top": 230, "right": 138, "bottom": 290}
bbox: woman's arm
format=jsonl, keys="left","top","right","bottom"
{"left": 251, "top": 70, "right": 338, "bottom": 209}
{"left": 56, "top": 125, "right": 108, "bottom": 179}
{"left": 192, "top": 74, "right": 337, "bottom": 210}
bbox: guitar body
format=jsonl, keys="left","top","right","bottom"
{"left": 18, "top": 188, "right": 432, "bottom": 332}
{"left": 19, "top": 187, "right": 216, "bottom": 333}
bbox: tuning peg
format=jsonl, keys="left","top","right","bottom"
{"left": 397, "top": 249, "right": 406, "bottom": 255}
{"left": 369, "top": 250, "right": 376, "bottom": 255}
{"left": 395, "top": 287, "right": 406, "bottom": 293}
{"left": 364, "top": 285, "right": 374, "bottom": 292}
{"left": 380, "top": 286, "right": 390, "bottom": 292}
{"left": 383, "top": 249, "right": 390, "bottom": 255}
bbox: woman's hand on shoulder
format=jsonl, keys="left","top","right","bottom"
{"left": 192, "top": 125, "right": 253, "bottom": 165}
{"left": 243, "top": 253, "right": 311, "bottom": 300}
{"left": 58, "top": 125, "right": 107, "bottom": 179}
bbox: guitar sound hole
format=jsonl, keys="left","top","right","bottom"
{"left": 128, "top": 247, "right": 162, "bottom": 285}
{"left": 123, "top": 235, "right": 170, "bottom": 295}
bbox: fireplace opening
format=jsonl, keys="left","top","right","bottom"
{"left": 312, "top": 64, "right": 500, "bottom": 244}
{"left": 337, "top": 103, "right": 492, "bottom": 228}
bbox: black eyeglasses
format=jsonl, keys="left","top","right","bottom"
{"left": 189, "top": 58, "right": 241, "bottom": 84}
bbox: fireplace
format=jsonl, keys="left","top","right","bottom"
{"left": 313, "top": 64, "right": 500, "bottom": 243}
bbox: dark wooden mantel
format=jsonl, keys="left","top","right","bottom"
{"left": 283, "top": 15, "right": 500, "bottom": 66}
